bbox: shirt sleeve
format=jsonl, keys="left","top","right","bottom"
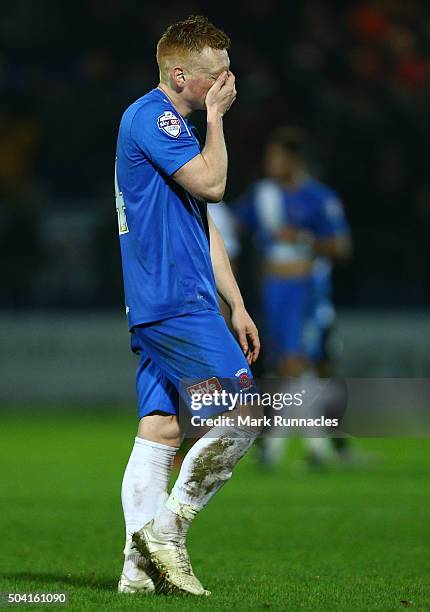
{"left": 313, "top": 193, "right": 350, "bottom": 238}
{"left": 131, "top": 105, "right": 201, "bottom": 177}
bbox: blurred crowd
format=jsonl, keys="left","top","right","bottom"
{"left": 1, "top": 0, "right": 430, "bottom": 308}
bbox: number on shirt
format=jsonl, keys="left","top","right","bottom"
{"left": 115, "top": 162, "right": 129, "bottom": 235}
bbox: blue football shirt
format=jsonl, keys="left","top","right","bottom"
{"left": 235, "top": 177, "right": 349, "bottom": 264}
{"left": 115, "top": 88, "right": 219, "bottom": 329}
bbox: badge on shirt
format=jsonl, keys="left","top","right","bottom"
{"left": 157, "top": 111, "right": 181, "bottom": 138}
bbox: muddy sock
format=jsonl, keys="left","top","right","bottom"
{"left": 151, "top": 495, "right": 192, "bottom": 544}
{"left": 152, "top": 424, "right": 258, "bottom": 542}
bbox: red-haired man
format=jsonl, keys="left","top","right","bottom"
{"left": 115, "top": 16, "right": 260, "bottom": 596}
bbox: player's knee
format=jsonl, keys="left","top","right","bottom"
{"left": 138, "top": 413, "right": 182, "bottom": 446}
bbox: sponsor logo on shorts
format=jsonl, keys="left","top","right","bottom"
{"left": 157, "top": 111, "right": 181, "bottom": 138}
{"left": 235, "top": 368, "right": 252, "bottom": 390}
{"left": 186, "top": 377, "right": 222, "bottom": 399}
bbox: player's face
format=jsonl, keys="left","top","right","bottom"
{"left": 185, "top": 48, "right": 230, "bottom": 110}
{"left": 264, "top": 143, "right": 294, "bottom": 181}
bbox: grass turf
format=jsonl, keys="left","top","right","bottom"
{"left": 0, "top": 409, "right": 429, "bottom": 611}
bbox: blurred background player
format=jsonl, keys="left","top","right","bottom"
{"left": 235, "top": 127, "right": 351, "bottom": 465}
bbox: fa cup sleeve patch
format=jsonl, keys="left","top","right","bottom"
{"left": 157, "top": 111, "right": 182, "bottom": 138}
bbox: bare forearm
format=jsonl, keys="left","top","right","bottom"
{"left": 200, "top": 110, "right": 227, "bottom": 201}
{"left": 277, "top": 226, "right": 352, "bottom": 261}
{"left": 199, "top": 70, "right": 236, "bottom": 201}
{"left": 209, "top": 216, "right": 244, "bottom": 311}
{"left": 208, "top": 213, "right": 260, "bottom": 363}
{"left": 172, "top": 71, "right": 236, "bottom": 202}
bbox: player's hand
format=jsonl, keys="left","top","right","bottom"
{"left": 205, "top": 71, "right": 237, "bottom": 116}
{"left": 231, "top": 305, "right": 260, "bottom": 365}
{"left": 276, "top": 225, "right": 314, "bottom": 244}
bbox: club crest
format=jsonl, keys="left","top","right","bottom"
{"left": 235, "top": 368, "right": 252, "bottom": 390}
{"left": 157, "top": 111, "right": 181, "bottom": 138}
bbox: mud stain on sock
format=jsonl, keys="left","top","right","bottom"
{"left": 185, "top": 437, "right": 238, "bottom": 497}
{"left": 175, "top": 513, "right": 184, "bottom": 532}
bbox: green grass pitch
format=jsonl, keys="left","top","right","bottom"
{"left": 0, "top": 409, "right": 429, "bottom": 611}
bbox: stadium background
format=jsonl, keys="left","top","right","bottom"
{"left": 1, "top": 1, "right": 430, "bottom": 610}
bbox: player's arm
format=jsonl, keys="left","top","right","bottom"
{"left": 276, "top": 192, "right": 353, "bottom": 261}
{"left": 208, "top": 212, "right": 260, "bottom": 364}
{"left": 276, "top": 225, "right": 352, "bottom": 260}
{"left": 314, "top": 195, "right": 353, "bottom": 260}
{"left": 314, "top": 235, "right": 352, "bottom": 260}
{"left": 173, "top": 72, "right": 236, "bottom": 203}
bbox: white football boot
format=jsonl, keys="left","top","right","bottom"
{"left": 132, "top": 520, "right": 210, "bottom": 596}
{"left": 117, "top": 540, "right": 159, "bottom": 594}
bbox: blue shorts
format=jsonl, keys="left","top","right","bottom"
{"left": 262, "top": 276, "right": 313, "bottom": 361}
{"left": 130, "top": 309, "right": 254, "bottom": 419}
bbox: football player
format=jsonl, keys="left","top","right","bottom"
{"left": 235, "top": 127, "right": 351, "bottom": 464}
{"left": 115, "top": 16, "right": 260, "bottom": 596}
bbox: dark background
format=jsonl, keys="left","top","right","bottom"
{"left": 1, "top": 0, "right": 430, "bottom": 311}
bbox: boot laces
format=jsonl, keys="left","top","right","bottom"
{"left": 175, "top": 544, "right": 192, "bottom": 576}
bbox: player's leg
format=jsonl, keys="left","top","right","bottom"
{"left": 119, "top": 352, "right": 182, "bottom": 593}
{"left": 133, "top": 409, "right": 261, "bottom": 596}
{"left": 259, "top": 278, "right": 309, "bottom": 465}
{"left": 276, "top": 278, "right": 311, "bottom": 378}
{"left": 261, "top": 275, "right": 310, "bottom": 377}
{"left": 152, "top": 405, "right": 260, "bottom": 542}
{"left": 266, "top": 277, "right": 332, "bottom": 464}
{"left": 131, "top": 311, "right": 259, "bottom": 595}
{"left": 261, "top": 276, "right": 284, "bottom": 371}
{"left": 293, "top": 286, "right": 334, "bottom": 465}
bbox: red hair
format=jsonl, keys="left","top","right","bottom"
{"left": 157, "top": 15, "right": 230, "bottom": 82}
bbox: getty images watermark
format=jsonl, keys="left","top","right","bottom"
{"left": 188, "top": 389, "right": 338, "bottom": 429}
{"left": 177, "top": 377, "right": 345, "bottom": 437}
{"left": 178, "top": 378, "right": 430, "bottom": 438}
{"left": 190, "top": 389, "right": 304, "bottom": 412}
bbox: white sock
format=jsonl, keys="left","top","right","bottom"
{"left": 152, "top": 424, "right": 258, "bottom": 543}
{"left": 121, "top": 437, "right": 178, "bottom": 578}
